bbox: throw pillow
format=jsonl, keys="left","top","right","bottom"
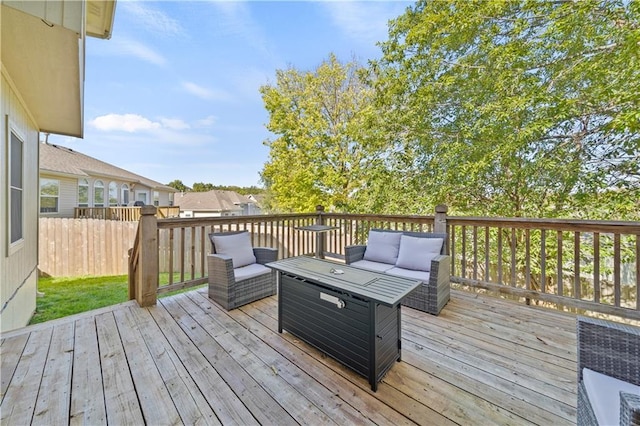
{"left": 211, "top": 232, "right": 256, "bottom": 268}
{"left": 363, "top": 230, "right": 402, "bottom": 264}
{"left": 395, "top": 235, "right": 443, "bottom": 272}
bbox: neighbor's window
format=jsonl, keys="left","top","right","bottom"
{"left": 78, "top": 178, "right": 89, "bottom": 207}
{"left": 94, "top": 180, "right": 104, "bottom": 207}
{"left": 40, "top": 178, "right": 59, "bottom": 213}
{"left": 9, "top": 129, "right": 24, "bottom": 244}
{"left": 153, "top": 191, "right": 159, "bottom": 206}
{"left": 108, "top": 182, "right": 118, "bottom": 206}
{"left": 168, "top": 192, "right": 174, "bottom": 206}
{"left": 121, "top": 184, "right": 129, "bottom": 205}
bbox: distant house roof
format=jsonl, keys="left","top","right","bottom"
{"left": 40, "top": 143, "right": 176, "bottom": 192}
{"left": 175, "top": 190, "right": 255, "bottom": 211}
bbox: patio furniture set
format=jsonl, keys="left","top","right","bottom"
{"left": 207, "top": 229, "right": 640, "bottom": 415}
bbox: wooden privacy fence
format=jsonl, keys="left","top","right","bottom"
{"left": 39, "top": 218, "right": 138, "bottom": 277}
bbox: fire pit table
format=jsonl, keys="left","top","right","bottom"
{"left": 266, "top": 256, "right": 422, "bottom": 391}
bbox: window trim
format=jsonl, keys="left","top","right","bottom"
{"left": 108, "top": 181, "right": 118, "bottom": 206}
{"left": 6, "top": 115, "right": 25, "bottom": 255}
{"left": 39, "top": 178, "right": 60, "bottom": 214}
{"left": 93, "top": 179, "right": 105, "bottom": 208}
{"left": 121, "top": 183, "right": 129, "bottom": 206}
{"left": 78, "top": 178, "right": 89, "bottom": 207}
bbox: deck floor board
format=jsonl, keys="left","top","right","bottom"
{"left": 1, "top": 288, "right": 579, "bottom": 425}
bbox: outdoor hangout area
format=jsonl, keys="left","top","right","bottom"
{"left": 2, "top": 206, "right": 639, "bottom": 424}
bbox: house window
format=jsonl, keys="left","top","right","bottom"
{"left": 40, "top": 178, "right": 59, "bottom": 213}
{"left": 78, "top": 178, "right": 89, "bottom": 207}
{"left": 108, "top": 182, "right": 118, "bottom": 206}
{"left": 153, "top": 191, "right": 159, "bottom": 206}
{"left": 9, "top": 129, "right": 24, "bottom": 245}
{"left": 121, "top": 184, "right": 129, "bottom": 205}
{"left": 94, "top": 180, "right": 104, "bottom": 207}
{"left": 169, "top": 192, "right": 174, "bottom": 206}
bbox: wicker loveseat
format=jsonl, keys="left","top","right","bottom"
{"left": 207, "top": 231, "right": 277, "bottom": 310}
{"left": 344, "top": 229, "right": 450, "bottom": 315}
{"left": 577, "top": 316, "right": 640, "bottom": 426}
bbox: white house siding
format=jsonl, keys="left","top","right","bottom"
{"left": 1, "top": 72, "right": 39, "bottom": 332}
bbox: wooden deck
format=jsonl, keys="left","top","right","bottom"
{"left": 1, "top": 288, "right": 578, "bottom": 425}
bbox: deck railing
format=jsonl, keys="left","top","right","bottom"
{"left": 74, "top": 206, "right": 180, "bottom": 221}
{"left": 128, "top": 205, "right": 640, "bottom": 320}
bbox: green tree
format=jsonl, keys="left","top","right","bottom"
{"left": 260, "top": 54, "right": 390, "bottom": 213}
{"left": 192, "top": 182, "right": 214, "bottom": 192}
{"left": 167, "top": 179, "right": 188, "bottom": 192}
{"left": 374, "top": 0, "right": 640, "bottom": 219}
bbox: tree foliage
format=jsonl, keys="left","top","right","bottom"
{"left": 260, "top": 54, "right": 390, "bottom": 212}
{"left": 373, "top": 0, "right": 640, "bottom": 218}
{"left": 167, "top": 179, "right": 189, "bottom": 192}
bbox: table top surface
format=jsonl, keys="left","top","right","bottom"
{"left": 266, "top": 256, "right": 422, "bottom": 306}
{"left": 294, "top": 224, "right": 339, "bottom": 232}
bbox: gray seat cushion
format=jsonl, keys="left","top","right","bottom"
{"left": 386, "top": 267, "right": 431, "bottom": 282}
{"left": 233, "top": 263, "right": 271, "bottom": 281}
{"left": 349, "top": 260, "right": 395, "bottom": 273}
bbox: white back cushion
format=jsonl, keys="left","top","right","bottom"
{"left": 211, "top": 232, "right": 256, "bottom": 268}
{"left": 583, "top": 367, "right": 640, "bottom": 426}
{"left": 363, "top": 230, "right": 402, "bottom": 264}
{"left": 395, "top": 236, "right": 443, "bottom": 272}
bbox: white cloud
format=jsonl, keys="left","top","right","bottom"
{"left": 112, "top": 38, "right": 167, "bottom": 66}
{"left": 160, "top": 117, "right": 190, "bottom": 130}
{"left": 90, "top": 114, "right": 162, "bottom": 132}
{"left": 120, "top": 2, "right": 184, "bottom": 36}
{"left": 196, "top": 115, "right": 217, "bottom": 127}
{"left": 181, "top": 81, "right": 231, "bottom": 101}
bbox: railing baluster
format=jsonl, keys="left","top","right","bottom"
{"left": 484, "top": 226, "right": 490, "bottom": 282}
{"left": 511, "top": 228, "right": 516, "bottom": 287}
{"left": 497, "top": 227, "right": 503, "bottom": 285}
{"left": 473, "top": 226, "right": 478, "bottom": 280}
{"left": 594, "top": 232, "right": 600, "bottom": 303}
{"left": 525, "top": 229, "right": 531, "bottom": 291}
{"left": 540, "top": 229, "right": 546, "bottom": 293}
{"left": 574, "top": 231, "right": 580, "bottom": 300}
{"left": 557, "top": 231, "right": 563, "bottom": 297}
{"left": 614, "top": 233, "right": 621, "bottom": 306}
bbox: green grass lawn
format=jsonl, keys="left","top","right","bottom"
{"left": 30, "top": 275, "right": 205, "bottom": 325}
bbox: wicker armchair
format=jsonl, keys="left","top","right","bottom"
{"left": 345, "top": 230, "right": 450, "bottom": 315}
{"left": 207, "top": 231, "right": 277, "bottom": 310}
{"left": 577, "top": 316, "right": 640, "bottom": 426}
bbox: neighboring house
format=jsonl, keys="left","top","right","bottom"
{"left": 177, "top": 190, "right": 262, "bottom": 218}
{"left": 39, "top": 143, "right": 178, "bottom": 218}
{"left": 1, "top": 0, "right": 116, "bottom": 332}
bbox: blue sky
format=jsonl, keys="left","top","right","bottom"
{"left": 49, "top": 0, "right": 412, "bottom": 188}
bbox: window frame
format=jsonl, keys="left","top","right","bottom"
{"left": 78, "top": 178, "right": 89, "bottom": 207}
{"left": 121, "top": 183, "right": 129, "bottom": 206}
{"left": 93, "top": 180, "right": 105, "bottom": 208}
{"left": 6, "top": 116, "right": 25, "bottom": 254}
{"left": 39, "top": 178, "right": 60, "bottom": 214}
{"left": 108, "top": 181, "right": 118, "bottom": 206}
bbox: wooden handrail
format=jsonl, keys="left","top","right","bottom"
{"left": 127, "top": 206, "right": 640, "bottom": 320}
{"left": 75, "top": 206, "right": 180, "bottom": 221}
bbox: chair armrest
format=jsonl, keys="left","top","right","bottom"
{"left": 621, "top": 392, "right": 640, "bottom": 426}
{"left": 207, "top": 254, "right": 235, "bottom": 285}
{"left": 345, "top": 245, "right": 366, "bottom": 264}
{"left": 253, "top": 247, "right": 278, "bottom": 264}
{"left": 577, "top": 316, "right": 640, "bottom": 386}
{"left": 429, "top": 254, "right": 450, "bottom": 286}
